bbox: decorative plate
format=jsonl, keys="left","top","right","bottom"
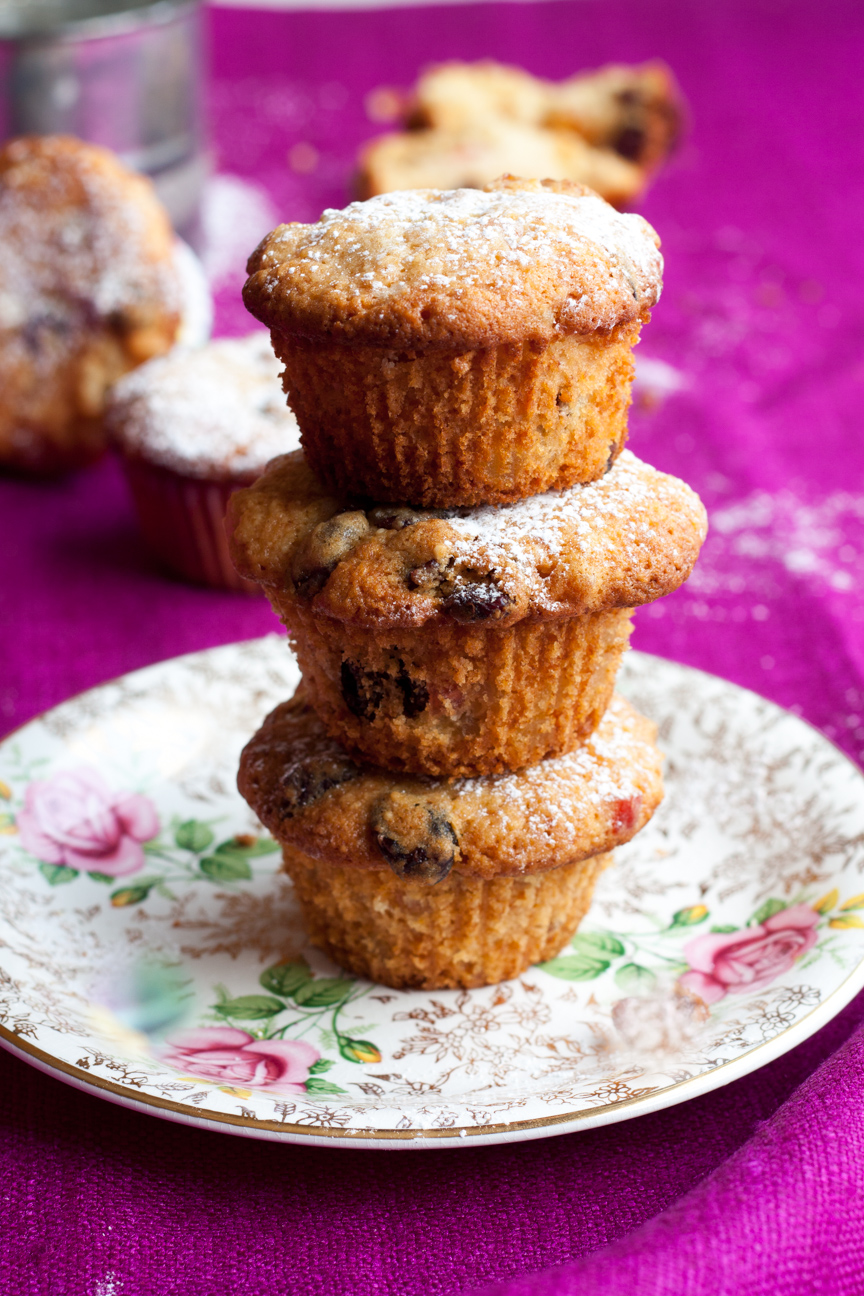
{"left": 1, "top": 639, "right": 863, "bottom": 1150}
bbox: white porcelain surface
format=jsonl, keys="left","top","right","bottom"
{"left": 1, "top": 639, "right": 863, "bottom": 1149}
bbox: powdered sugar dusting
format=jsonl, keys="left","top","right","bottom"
{"left": 311, "top": 187, "right": 658, "bottom": 282}
{"left": 443, "top": 449, "right": 687, "bottom": 609}
{"left": 454, "top": 695, "right": 645, "bottom": 852}
{"left": 0, "top": 139, "right": 181, "bottom": 331}
{"left": 109, "top": 333, "right": 300, "bottom": 480}
{"left": 449, "top": 450, "right": 648, "bottom": 553}
{"left": 255, "top": 183, "right": 662, "bottom": 334}
{"left": 469, "top": 696, "right": 640, "bottom": 799}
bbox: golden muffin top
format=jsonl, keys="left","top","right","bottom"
{"left": 243, "top": 176, "right": 662, "bottom": 349}
{"left": 228, "top": 448, "right": 707, "bottom": 629}
{"left": 0, "top": 135, "right": 181, "bottom": 339}
{"left": 238, "top": 689, "right": 663, "bottom": 880}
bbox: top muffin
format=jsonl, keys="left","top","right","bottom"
{"left": 242, "top": 177, "right": 662, "bottom": 507}
{"left": 244, "top": 176, "right": 662, "bottom": 348}
{"left": 0, "top": 135, "right": 182, "bottom": 473}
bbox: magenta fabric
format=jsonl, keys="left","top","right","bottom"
{"left": 2, "top": 0, "right": 864, "bottom": 1291}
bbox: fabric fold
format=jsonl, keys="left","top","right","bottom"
{"left": 473, "top": 1021, "right": 864, "bottom": 1296}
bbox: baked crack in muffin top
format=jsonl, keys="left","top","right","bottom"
{"left": 228, "top": 448, "right": 707, "bottom": 628}
{"left": 244, "top": 177, "right": 662, "bottom": 348}
{"left": 238, "top": 689, "right": 663, "bottom": 879}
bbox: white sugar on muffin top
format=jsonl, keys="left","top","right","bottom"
{"left": 108, "top": 332, "right": 300, "bottom": 481}
{"left": 245, "top": 177, "right": 663, "bottom": 347}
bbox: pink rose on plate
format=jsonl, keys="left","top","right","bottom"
{"left": 679, "top": 904, "right": 820, "bottom": 1004}
{"left": 161, "top": 1027, "right": 319, "bottom": 1094}
{"left": 17, "top": 766, "right": 158, "bottom": 877}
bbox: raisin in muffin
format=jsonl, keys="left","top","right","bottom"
{"left": 0, "top": 136, "right": 184, "bottom": 474}
{"left": 238, "top": 686, "right": 663, "bottom": 989}
{"left": 229, "top": 448, "right": 706, "bottom": 775}
{"left": 243, "top": 176, "right": 662, "bottom": 508}
{"left": 108, "top": 332, "right": 300, "bottom": 592}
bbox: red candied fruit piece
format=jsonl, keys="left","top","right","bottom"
{"left": 612, "top": 795, "right": 642, "bottom": 833}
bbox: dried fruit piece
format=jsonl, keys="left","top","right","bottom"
{"left": 340, "top": 659, "right": 386, "bottom": 721}
{"left": 396, "top": 663, "right": 429, "bottom": 718}
{"left": 277, "top": 753, "right": 360, "bottom": 817}
{"left": 370, "top": 792, "right": 458, "bottom": 883}
{"left": 290, "top": 510, "right": 370, "bottom": 598}
{"left": 441, "top": 578, "right": 513, "bottom": 622}
{"left": 406, "top": 559, "right": 443, "bottom": 591}
{"left": 368, "top": 505, "right": 420, "bottom": 530}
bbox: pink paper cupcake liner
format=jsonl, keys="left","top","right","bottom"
{"left": 121, "top": 456, "right": 260, "bottom": 594}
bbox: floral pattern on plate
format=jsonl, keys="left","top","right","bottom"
{"left": 1, "top": 637, "right": 864, "bottom": 1148}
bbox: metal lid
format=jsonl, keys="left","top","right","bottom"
{"left": 0, "top": 0, "right": 197, "bottom": 41}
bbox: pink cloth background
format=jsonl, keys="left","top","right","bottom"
{"left": 2, "top": 0, "right": 864, "bottom": 1291}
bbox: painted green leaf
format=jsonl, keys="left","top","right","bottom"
{"left": 304, "top": 1077, "right": 347, "bottom": 1096}
{"left": 293, "top": 978, "right": 354, "bottom": 1008}
{"left": 615, "top": 962, "right": 657, "bottom": 993}
{"left": 669, "top": 905, "right": 709, "bottom": 928}
{"left": 749, "top": 898, "right": 787, "bottom": 926}
{"left": 214, "top": 995, "right": 285, "bottom": 1020}
{"left": 241, "top": 838, "right": 279, "bottom": 857}
{"left": 308, "top": 1058, "right": 336, "bottom": 1075}
{"left": 710, "top": 924, "right": 739, "bottom": 933}
{"left": 538, "top": 954, "right": 610, "bottom": 981}
{"left": 570, "top": 931, "right": 625, "bottom": 957}
{"left": 88, "top": 871, "right": 116, "bottom": 884}
{"left": 106, "top": 875, "right": 162, "bottom": 905}
{"left": 199, "top": 854, "right": 252, "bottom": 882}
{"left": 38, "top": 862, "right": 78, "bottom": 886}
{"left": 339, "top": 1038, "right": 382, "bottom": 1064}
{"left": 175, "top": 820, "right": 215, "bottom": 853}
{"left": 110, "top": 884, "right": 156, "bottom": 907}
{"left": 213, "top": 836, "right": 279, "bottom": 860}
{"left": 259, "top": 961, "right": 313, "bottom": 998}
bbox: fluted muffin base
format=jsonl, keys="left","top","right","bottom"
{"left": 272, "top": 325, "right": 639, "bottom": 508}
{"left": 279, "top": 604, "right": 633, "bottom": 777}
{"left": 281, "top": 845, "right": 614, "bottom": 990}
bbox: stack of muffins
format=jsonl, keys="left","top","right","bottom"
{"left": 230, "top": 176, "right": 707, "bottom": 991}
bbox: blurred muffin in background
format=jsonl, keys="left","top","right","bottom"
{"left": 0, "top": 135, "right": 194, "bottom": 474}
{"left": 108, "top": 333, "right": 300, "bottom": 593}
{"left": 359, "top": 59, "right": 684, "bottom": 207}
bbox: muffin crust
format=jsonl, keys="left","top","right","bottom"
{"left": 238, "top": 688, "right": 664, "bottom": 880}
{"left": 228, "top": 447, "right": 707, "bottom": 629}
{"left": 244, "top": 177, "right": 662, "bottom": 349}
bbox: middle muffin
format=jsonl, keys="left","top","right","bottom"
{"left": 229, "top": 447, "right": 706, "bottom": 776}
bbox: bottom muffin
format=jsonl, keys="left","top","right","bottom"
{"left": 238, "top": 686, "right": 663, "bottom": 989}
{"left": 282, "top": 845, "right": 613, "bottom": 990}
